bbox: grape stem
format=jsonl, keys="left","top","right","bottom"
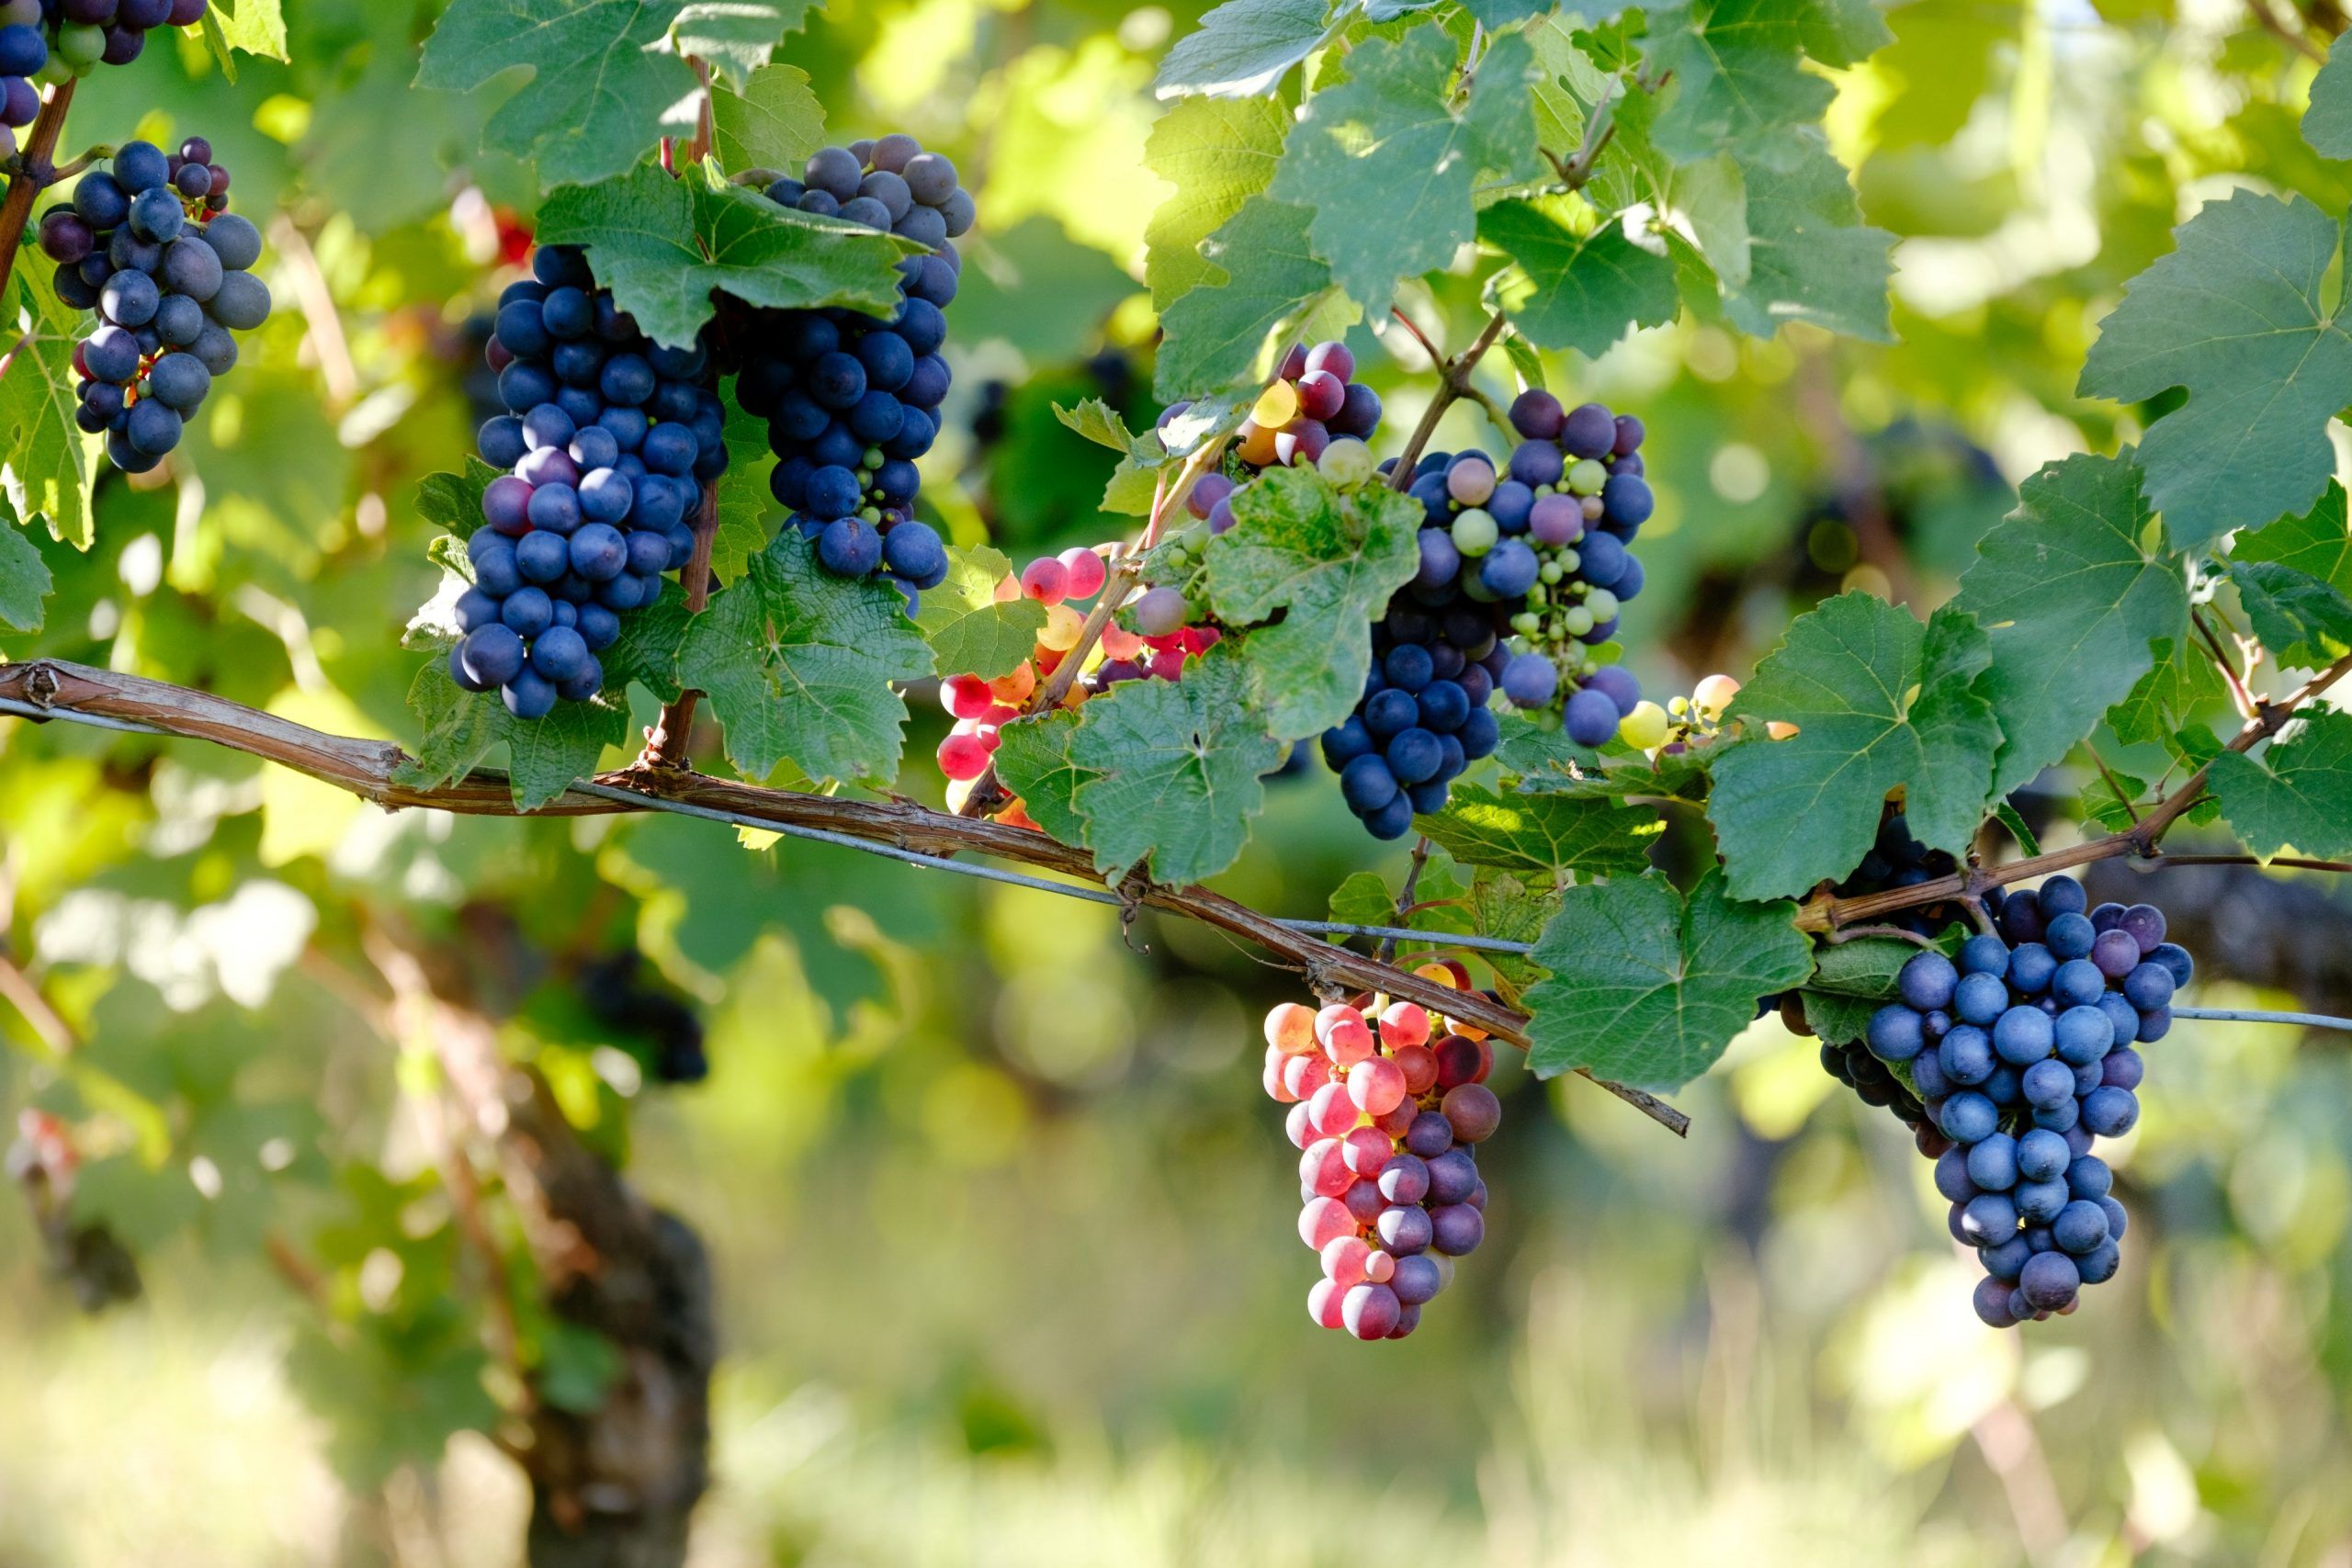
{"left": 1792, "top": 645, "right": 2352, "bottom": 932}
{"left": 0, "top": 655, "right": 1692, "bottom": 1136}
{"left": 0, "top": 80, "right": 80, "bottom": 340}
{"left": 1372, "top": 836, "right": 1434, "bottom": 965}
{"left": 2192, "top": 605, "right": 2259, "bottom": 721}
{"left": 639, "top": 484, "right": 721, "bottom": 769}
{"left": 2085, "top": 744, "right": 2141, "bottom": 827}
{"left": 1822, "top": 923, "right": 1942, "bottom": 951}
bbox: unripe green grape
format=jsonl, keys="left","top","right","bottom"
{"left": 1452, "top": 508, "right": 1498, "bottom": 556}
{"left": 1556, "top": 547, "right": 1580, "bottom": 573}
{"left": 1538, "top": 559, "right": 1564, "bottom": 584}
{"left": 56, "top": 25, "right": 106, "bottom": 72}
{"left": 1317, "top": 437, "right": 1374, "bottom": 487}
{"left": 1586, "top": 588, "right": 1620, "bottom": 621}
{"left": 1511, "top": 611, "right": 1540, "bottom": 637}
{"left": 1620, "top": 701, "right": 1670, "bottom": 750}
{"left": 1563, "top": 604, "right": 1595, "bottom": 637}
{"left": 1567, "top": 458, "right": 1608, "bottom": 495}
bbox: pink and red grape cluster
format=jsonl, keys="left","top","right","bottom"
{"left": 935, "top": 547, "right": 1221, "bottom": 823}
{"left": 1261, "top": 964, "right": 1499, "bottom": 1341}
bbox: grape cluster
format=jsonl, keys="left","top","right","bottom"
{"left": 1853, "top": 874, "right": 2188, "bottom": 1326}
{"left": 1161, "top": 340, "right": 1382, "bottom": 517}
{"left": 1467, "top": 394, "right": 1651, "bottom": 745}
{"left": 1262, "top": 965, "right": 1498, "bottom": 1341}
{"left": 6, "top": 0, "right": 206, "bottom": 118}
{"left": 934, "top": 545, "right": 1225, "bottom": 822}
{"left": 1832, "top": 807, "right": 1983, "bottom": 937}
{"left": 39, "top": 138, "right": 266, "bottom": 473}
{"left": 453, "top": 244, "right": 729, "bottom": 718}
{"left": 734, "top": 134, "right": 968, "bottom": 600}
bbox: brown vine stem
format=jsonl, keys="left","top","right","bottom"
{"left": 2193, "top": 606, "right": 2258, "bottom": 721}
{"left": 2149, "top": 852, "right": 2352, "bottom": 874}
{"left": 640, "top": 485, "right": 720, "bottom": 768}
{"left": 1792, "top": 648, "right": 2352, "bottom": 932}
{"left": 0, "top": 80, "right": 78, "bottom": 326}
{"left": 1387, "top": 310, "right": 1509, "bottom": 488}
{"left": 0, "top": 657, "right": 1689, "bottom": 1135}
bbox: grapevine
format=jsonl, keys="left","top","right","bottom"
{"left": 36, "top": 137, "right": 266, "bottom": 471}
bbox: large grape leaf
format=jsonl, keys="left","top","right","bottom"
{"left": 1707, "top": 593, "right": 1999, "bottom": 900}
{"left": 0, "top": 524, "right": 51, "bottom": 633}
{"left": 2105, "top": 637, "right": 2224, "bottom": 749}
{"left": 2228, "top": 562, "right": 2352, "bottom": 671}
{"left": 2208, "top": 710, "right": 2352, "bottom": 860}
{"left": 992, "top": 709, "right": 1093, "bottom": 846}
{"left": 1269, "top": 28, "right": 1542, "bottom": 313}
{"left": 1413, "top": 784, "right": 1662, "bottom": 880}
{"left": 1155, "top": 197, "right": 1341, "bottom": 399}
{"left": 915, "top": 547, "right": 1048, "bottom": 682}
{"left": 710, "top": 63, "right": 826, "bottom": 173}
{"left": 2077, "top": 191, "right": 2352, "bottom": 551}
{"left": 537, "top": 164, "right": 911, "bottom": 349}
{"left": 417, "top": 0, "right": 704, "bottom": 188}
{"left": 1067, "top": 645, "right": 1286, "bottom": 886}
{"left": 1523, "top": 868, "right": 1812, "bottom": 1090}
{"left": 0, "top": 282, "right": 97, "bottom": 548}
{"left": 669, "top": 3, "right": 819, "bottom": 90}
{"left": 398, "top": 659, "right": 631, "bottom": 812}
{"left": 677, "top": 531, "right": 933, "bottom": 785}
{"left": 1722, "top": 134, "right": 1893, "bottom": 342}
{"left": 2233, "top": 481, "right": 2352, "bottom": 668}
{"left": 1144, "top": 96, "right": 1288, "bottom": 310}
{"left": 1644, "top": 0, "right": 1887, "bottom": 165}
{"left": 1205, "top": 467, "right": 1422, "bottom": 738}
{"left": 2304, "top": 30, "right": 2352, "bottom": 157}
{"left": 1480, "top": 200, "right": 1679, "bottom": 355}
{"left": 1155, "top": 0, "right": 1338, "bottom": 98}
{"left": 1953, "top": 451, "right": 2188, "bottom": 796}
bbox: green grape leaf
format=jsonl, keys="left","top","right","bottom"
{"left": 992, "top": 709, "right": 1094, "bottom": 846}
{"left": 1413, "top": 784, "right": 1663, "bottom": 879}
{"left": 2106, "top": 636, "right": 2224, "bottom": 748}
{"left": 2077, "top": 191, "right": 2352, "bottom": 550}
{"left": 2304, "top": 29, "right": 2352, "bottom": 157}
{"left": 710, "top": 63, "right": 827, "bottom": 173}
{"left": 1155, "top": 0, "right": 1338, "bottom": 99}
{"left": 1480, "top": 200, "right": 1680, "bottom": 355}
{"left": 537, "top": 163, "right": 911, "bottom": 349}
{"left": 416, "top": 459, "right": 503, "bottom": 543}
{"left": 0, "top": 282, "right": 97, "bottom": 548}
{"left": 1145, "top": 95, "right": 1289, "bottom": 310}
{"left": 1270, "top": 29, "right": 1542, "bottom": 313}
{"left": 1206, "top": 467, "right": 1424, "bottom": 737}
{"left": 1323, "top": 863, "right": 1476, "bottom": 946}
{"left": 198, "top": 0, "right": 289, "bottom": 78}
{"left": 398, "top": 658, "right": 631, "bottom": 812}
{"left": 670, "top": 3, "right": 812, "bottom": 90}
{"left": 915, "top": 547, "right": 1049, "bottom": 681}
{"left": 1465, "top": 870, "right": 1557, "bottom": 988}
{"left": 602, "top": 581, "right": 693, "bottom": 705}
{"left": 1953, "top": 450, "right": 2188, "bottom": 796}
{"left": 710, "top": 389, "right": 775, "bottom": 581}
{"left": 0, "top": 523, "right": 52, "bottom": 633}
{"left": 2228, "top": 560, "right": 2352, "bottom": 669}
{"left": 1053, "top": 399, "right": 1145, "bottom": 455}
{"left": 1523, "top": 867, "right": 1812, "bottom": 1090}
{"left": 1645, "top": 0, "right": 1885, "bottom": 164}
{"left": 1067, "top": 644, "right": 1285, "bottom": 885}
{"left": 1708, "top": 594, "right": 1999, "bottom": 900}
{"left": 678, "top": 530, "right": 933, "bottom": 785}
{"left": 1510, "top": 744, "right": 1713, "bottom": 805}
{"left": 417, "top": 0, "right": 703, "bottom": 188}
{"left": 1806, "top": 935, "right": 1923, "bottom": 998}
{"left": 2233, "top": 481, "right": 2352, "bottom": 667}
{"left": 2208, "top": 710, "right": 2352, "bottom": 859}
{"left": 1155, "top": 196, "right": 1341, "bottom": 399}
{"left": 1721, "top": 133, "right": 1893, "bottom": 341}
{"left": 2083, "top": 764, "right": 2150, "bottom": 833}
{"left": 1800, "top": 989, "right": 1874, "bottom": 1046}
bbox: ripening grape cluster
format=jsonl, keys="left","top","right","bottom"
{"left": 454, "top": 244, "right": 729, "bottom": 717}
{"left": 1263, "top": 967, "right": 1500, "bottom": 1340}
{"left": 1846, "top": 874, "right": 2188, "bottom": 1326}
{"left": 39, "top": 138, "right": 267, "bottom": 473}
{"left": 735, "top": 134, "right": 968, "bottom": 599}
{"left": 934, "top": 545, "right": 1224, "bottom": 822}
{"left": 1832, "top": 807, "right": 1979, "bottom": 937}
{"left": 2, "top": 0, "right": 207, "bottom": 141}
{"left": 1161, "top": 341, "right": 1382, "bottom": 518}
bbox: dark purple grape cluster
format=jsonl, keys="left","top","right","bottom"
{"left": 39, "top": 137, "right": 266, "bottom": 473}
{"left": 1853, "top": 874, "right": 2188, "bottom": 1326}
{"left": 1477, "top": 392, "right": 1651, "bottom": 745}
{"left": 1316, "top": 456, "right": 1521, "bottom": 838}
{"left": 10, "top": 0, "right": 208, "bottom": 120}
{"left": 450, "top": 244, "right": 729, "bottom": 718}
{"left": 731, "top": 133, "right": 967, "bottom": 603}
{"left": 1834, "top": 807, "right": 1980, "bottom": 936}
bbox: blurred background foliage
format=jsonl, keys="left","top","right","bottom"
{"left": 6, "top": 0, "right": 2352, "bottom": 1562}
